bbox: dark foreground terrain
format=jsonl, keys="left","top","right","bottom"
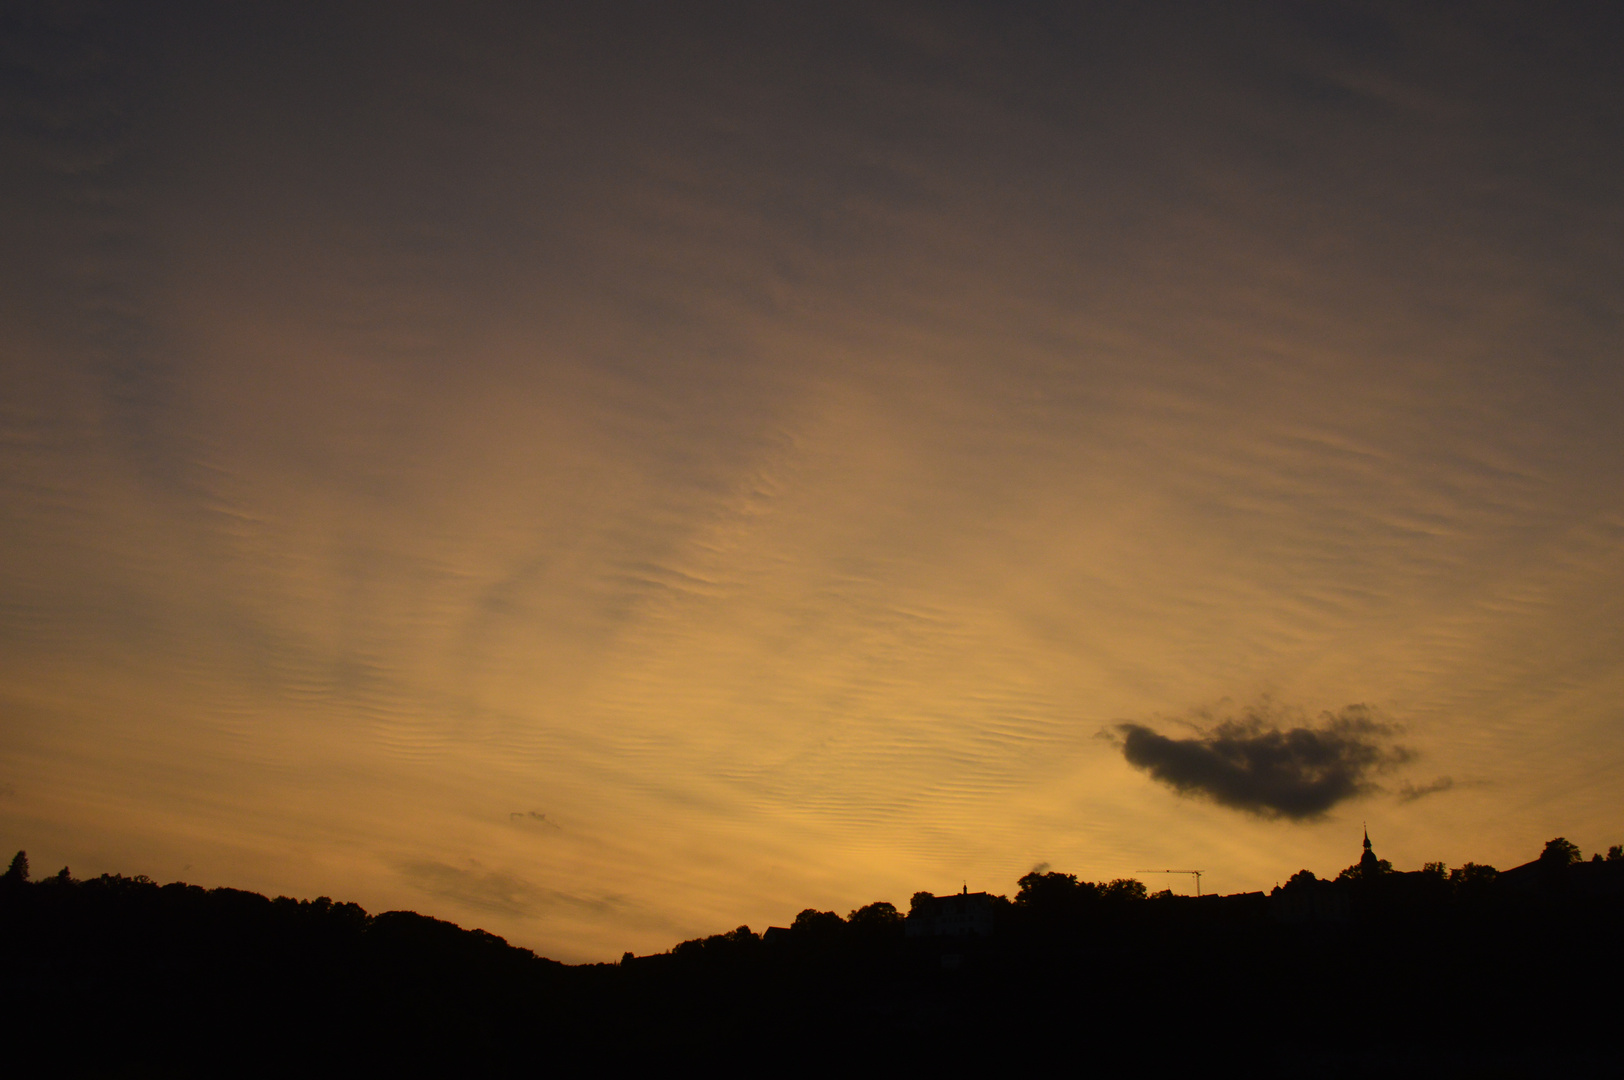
{"left": 3, "top": 847, "right": 1620, "bottom": 1075}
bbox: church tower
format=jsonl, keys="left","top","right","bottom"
{"left": 1359, "top": 828, "right": 1381, "bottom": 877}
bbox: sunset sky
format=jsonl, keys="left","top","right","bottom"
{"left": 3, "top": 1, "right": 1622, "bottom": 961}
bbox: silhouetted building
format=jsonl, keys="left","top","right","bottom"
{"left": 1359, "top": 828, "right": 1381, "bottom": 877}
{"left": 1269, "top": 874, "right": 1350, "bottom": 924}
{"left": 1270, "top": 831, "right": 1392, "bottom": 923}
{"left": 906, "top": 887, "right": 997, "bottom": 938}
{"left": 1498, "top": 854, "right": 1624, "bottom": 898}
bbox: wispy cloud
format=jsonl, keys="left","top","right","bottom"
{"left": 2, "top": 3, "right": 1621, "bottom": 961}
{"left": 509, "top": 811, "right": 562, "bottom": 831}
{"left": 1394, "top": 776, "right": 1493, "bottom": 804}
{"left": 398, "top": 859, "right": 616, "bottom": 919}
{"left": 1395, "top": 776, "right": 1453, "bottom": 802}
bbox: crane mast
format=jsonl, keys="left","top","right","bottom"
{"left": 1136, "top": 869, "right": 1204, "bottom": 896}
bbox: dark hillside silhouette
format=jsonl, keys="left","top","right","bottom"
{"left": 4, "top": 835, "right": 1622, "bottom": 1072}
{"left": 0, "top": 864, "right": 575, "bottom": 1072}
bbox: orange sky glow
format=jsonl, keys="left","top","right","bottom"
{"left": 3, "top": 2, "right": 1622, "bottom": 961}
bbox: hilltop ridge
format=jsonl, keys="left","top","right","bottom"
{"left": 4, "top": 836, "right": 1621, "bottom": 1072}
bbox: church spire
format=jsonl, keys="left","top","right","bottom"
{"left": 1359, "top": 827, "right": 1380, "bottom": 876}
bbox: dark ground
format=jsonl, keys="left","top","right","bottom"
{"left": 2, "top": 862, "right": 1619, "bottom": 1075}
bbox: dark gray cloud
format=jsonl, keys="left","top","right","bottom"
{"left": 1116, "top": 704, "right": 1412, "bottom": 820}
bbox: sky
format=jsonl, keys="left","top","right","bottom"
{"left": 2, "top": 1, "right": 1622, "bottom": 961}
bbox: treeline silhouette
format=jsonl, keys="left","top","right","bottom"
{"left": 3, "top": 839, "right": 1621, "bottom": 1073}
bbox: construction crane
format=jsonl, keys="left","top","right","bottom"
{"left": 1136, "top": 869, "right": 1204, "bottom": 896}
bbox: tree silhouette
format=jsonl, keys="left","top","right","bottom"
{"left": 1448, "top": 862, "right": 1499, "bottom": 895}
{"left": 5, "top": 837, "right": 1624, "bottom": 1070}
{"left": 1015, "top": 870, "right": 1091, "bottom": 911}
{"left": 1539, "top": 837, "right": 1581, "bottom": 867}
{"left": 1101, "top": 878, "right": 1147, "bottom": 902}
{"left": 847, "top": 901, "right": 903, "bottom": 931}
{"left": 1335, "top": 857, "right": 1390, "bottom": 882}
{"left": 790, "top": 908, "right": 844, "bottom": 938}
{"left": 3, "top": 850, "right": 26, "bottom": 884}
